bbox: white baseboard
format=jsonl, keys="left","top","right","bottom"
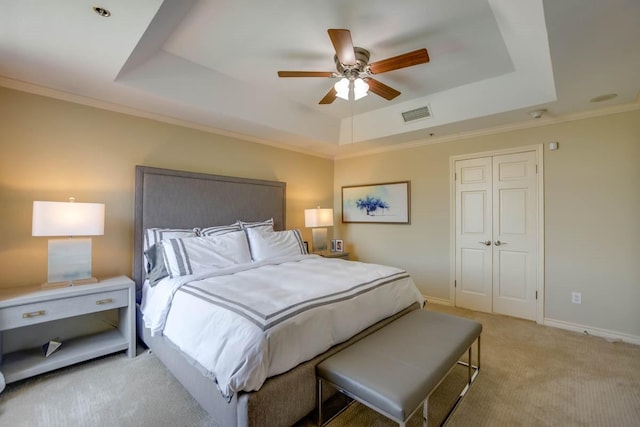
{"left": 423, "top": 295, "right": 451, "bottom": 306}
{"left": 420, "top": 297, "right": 640, "bottom": 346}
{"left": 544, "top": 318, "right": 640, "bottom": 346}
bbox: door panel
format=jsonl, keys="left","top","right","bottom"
{"left": 462, "top": 192, "right": 486, "bottom": 233}
{"left": 455, "top": 157, "right": 492, "bottom": 313}
{"left": 496, "top": 250, "right": 527, "bottom": 299}
{"left": 492, "top": 151, "right": 537, "bottom": 320}
{"left": 460, "top": 248, "right": 489, "bottom": 294}
{"left": 499, "top": 189, "right": 526, "bottom": 234}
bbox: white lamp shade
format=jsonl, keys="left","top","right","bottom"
{"left": 334, "top": 78, "right": 349, "bottom": 100}
{"left": 353, "top": 78, "right": 369, "bottom": 100}
{"left": 305, "top": 208, "right": 334, "bottom": 228}
{"left": 32, "top": 201, "right": 105, "bottom": 236}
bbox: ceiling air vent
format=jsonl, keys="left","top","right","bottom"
{"left": 402, "top": 105, "right": 432, "bottom": 123}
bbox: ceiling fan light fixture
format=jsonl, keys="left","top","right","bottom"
{"left": 334, "top": 78, "right": 349, "bottom": 100}
{"left": 353, "top": 78, "right": 369, "bottom": 100}
{"left": 334, "top": 77, "right": 369, "bottom": 101}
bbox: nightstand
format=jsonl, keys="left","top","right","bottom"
{"left": 315, "top": 251, "right": 350, "bottom": 260}
{"left": 0, "top": 276, "right": 135, "bottom": 384}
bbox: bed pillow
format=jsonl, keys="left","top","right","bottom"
{"left": 143, "top": 228, "right": 197, "bottom": 280}
{"left": 199, "top": 222, "right": 242, "bottom": 237}
{"left": 239, "top": 218, "right": 274, "bottom": 232}
{"left": 159, "top": 230, "right": 252, "bottom": 278}
{"left": 144, "top": 228, "right": 197, "bottom": 252}
{"left": 144, "top": 244, "right": 170, "bottom": 287}
{"left": 246, "top": 228, "right": 307, "bottom": 261}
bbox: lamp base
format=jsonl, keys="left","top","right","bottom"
{"left": 41, "top": 277, "right": 98, "bottom": 289}
{"left": 311, "top": 228, "right": 328, "bottom": 252}
{"left": 47, "top": 237, "right": 94, "bottom": 284}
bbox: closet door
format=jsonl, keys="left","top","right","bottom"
{"left": 455, "top": 157, "right": 493, "bottom": 313}
{"left": 492, "top": 151, "right": 538, "bottom": 320}
{"left": 455, "top": 151, "right": 538, "bottom": 321}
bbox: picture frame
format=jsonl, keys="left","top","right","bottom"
{"left": 330, "top": 239, "right": 336, "bottom": 252}
{"left": 335, "top": 240, "right": 344, "bottom": 252}
{"left": 342, "top": 181, "right": 410, "bottom": 224}
{"left": 303, "top": 241, "right": 309, "bottom": 253}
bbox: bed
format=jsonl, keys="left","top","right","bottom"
{"left": 133, "top": 166, "right": 423, "bottom": 427}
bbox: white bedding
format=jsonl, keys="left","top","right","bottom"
{"left": 141, "top": 255, "right": 423, "bottom": 399}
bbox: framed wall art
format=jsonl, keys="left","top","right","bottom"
{"left": 342, "top": 181, "right": 410, "bottom": 224}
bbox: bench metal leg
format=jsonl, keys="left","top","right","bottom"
{"left": 318, "top": 378, "right": 357, "bottom": 427}
{"left": 318, "top": 379, "right": 323, "bottom": 426}
{"left": 441, "top": 335, "right": 481, "bottom": 426}
{"left": 422, "top": 396, "right": 429, "bottom": 427}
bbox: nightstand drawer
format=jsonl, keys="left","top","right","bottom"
{"left": 0, "top": 289, "right": 128, "bottom": 330}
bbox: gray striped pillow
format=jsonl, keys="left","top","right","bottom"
{"left": 239, "top": 218, "right": 274, "bottom": 232}
{"left": 199, "top": 222, "right": 242, "bottom": 236}
{"left": 160, "top": 231, "right": 251, "bottom": 278}
{"left": 144, "top": 228, "right": 197, "bottom": 252}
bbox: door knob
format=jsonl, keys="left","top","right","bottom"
{"left": 494, "top": 240, "right": 502, "bottom": 246}
{"left": 479, "top": 240, "right": 491, "bottom": 246}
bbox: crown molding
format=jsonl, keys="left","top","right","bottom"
{"left": 0, "top": 77, "right": 333, "bottom": 160}
{"left": 334, "top": 101, "right": 640, "bottom": 160}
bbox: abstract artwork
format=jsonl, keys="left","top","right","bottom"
{"left": 342, "top": 181, "right": 410, "bottom": 223}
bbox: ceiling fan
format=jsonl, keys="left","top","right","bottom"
{"left": 278, "top": 29, "right": 430, "bottom": 104}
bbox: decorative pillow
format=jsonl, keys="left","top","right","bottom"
{"left": 143, "top": 228, "right": 197, "bottom": 280}
{"left": 159, "top": 231, "right": 252, "bottom": 278}
{"left": 245, "top": 228, "right": 307, "bottom": 262}
{"left": 144, "top": 228, "right": 197, "bottom": 252}
{"left": 239, "top": 218, "right": 274, "bottom": 232}
{"left": 144, "top": 244, "right": 169, "bottom": 287}
{"left": 199, "top": 222, "right": 242, "bottom": 237}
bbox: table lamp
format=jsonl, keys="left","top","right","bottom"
{"left": 304, "top": 207, "right": 334, "bottom": 252}
{"left": 32, "top": 198, "right": 105, "bottom": 286}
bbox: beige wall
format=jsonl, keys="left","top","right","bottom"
{"left": 0, "top": 87, "right": 333, "bottom": 288}
{"left": 2, "top": 86, "right": 638, "bottom": 339}
{"left": 335, "top": 109, "right": 640, "bottom": 338}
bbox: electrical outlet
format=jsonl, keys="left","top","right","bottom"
{"left": 571, "top": 291, "right": 582, "bottom": 304}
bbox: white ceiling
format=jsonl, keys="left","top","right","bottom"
{"left": 1, "top": 0, "right": 638, "bottom": 157}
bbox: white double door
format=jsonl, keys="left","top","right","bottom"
{"left": 455, "top": 150, "right": 539, "bottom": 321}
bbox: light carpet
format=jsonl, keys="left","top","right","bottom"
{"left": 1, "top": 305, "right": 639, "bottom": 426}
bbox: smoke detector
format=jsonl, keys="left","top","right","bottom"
{"left": 528, "top": 109, "right": 546, "bottom": 119}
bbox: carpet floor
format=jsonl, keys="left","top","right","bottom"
{"left": 1, "top": 305, "right": 639, "bottom": 426}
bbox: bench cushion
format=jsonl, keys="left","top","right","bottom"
{"left": 316, "top": 309, "right": 482, "bottom": 422}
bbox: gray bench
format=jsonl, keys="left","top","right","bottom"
{"left": 316, "top": 309, "right": 481, "bottom": 426}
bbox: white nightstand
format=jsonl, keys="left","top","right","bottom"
{"left": 314, "top": 251, "right": 350, "bottom": 260}
{"left": 0, "top": 276, "right": 135, "bottom": 384}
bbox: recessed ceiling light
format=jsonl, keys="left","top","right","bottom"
{"left": 92, "top": 6, "right": 111, "bottom": 17}
{"left": 589, "top": 93, "right": 618, "bottom": 103}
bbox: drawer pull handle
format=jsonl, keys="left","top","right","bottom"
{"left": 23, "top": 310, "right": 46, "bottom": 318}
{"left": 96, "top": 298, "right": 113, "bottom": 305}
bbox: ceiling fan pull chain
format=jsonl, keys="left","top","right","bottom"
{"left": 350, "top": 97, "right": 354, "bottom": 144}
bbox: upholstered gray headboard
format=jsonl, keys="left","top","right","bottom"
{"left": 133, "top": 166, "right": 286, "bottom": 298}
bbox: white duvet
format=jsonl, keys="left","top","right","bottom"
{"left": 141, "top": 255, "right": 423, "bottom": 399}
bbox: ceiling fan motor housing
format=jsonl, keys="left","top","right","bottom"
{"left": 335, "top": 47, "right": 370, "bottom": 78}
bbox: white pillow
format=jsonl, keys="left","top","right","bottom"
{"left": 143, "top": 228, "right": 197, "bottom": 272}
{"left": 199, "top": 222, "right": 242, "bottom": 236}
{"left": 239, "top": 218, "right": 274, "bottom": 232}
{"left": 246, "top": 228, "right": 307, "bottom": 261}
{"left": 160, "top": 231, "right": 252, "bottom": 278}
{"left": 144, "top": 228, "right": 197, "bottom": 252}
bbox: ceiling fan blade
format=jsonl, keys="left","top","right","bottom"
{"left": 319, "top": 87, "right": 337, "bottom": 104}
{"left": 328, "top": 29, "right": 356, "bottom": 66}
{"left": 278, "top": 71, "right": 334, "bottom": 78}
{"left": 363, "top": 77, "right": 401, "bottom": 100}
{"left": 368, "top": 48, "right": 430, "bottom": 74}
